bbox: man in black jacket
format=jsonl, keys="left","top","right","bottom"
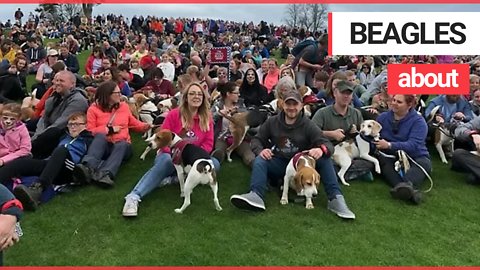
{"left": 117, "top": 64, "right": 145, "bottom": 91}
{"left": 230, "top": 90, "right": 356, "bottom": 219}
{"left": 58, "top": 44, "right": 79, "bottom": 74}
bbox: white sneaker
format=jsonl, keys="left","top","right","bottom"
{"left": 122, "top": 194, "right": 141, "bottom": 217}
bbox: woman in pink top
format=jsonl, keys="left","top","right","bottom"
{"left": 262, "top": 58, "right": 280, "bottom": 94}
{"left": 122, "top": 82, "right": 219, "bottom": 217}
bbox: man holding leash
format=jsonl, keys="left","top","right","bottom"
{"left": 230, "top": 89, "right": 356, "bottom": 219}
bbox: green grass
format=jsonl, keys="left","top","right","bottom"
{"left": 7, "top": 42, "right": 480, "bottom": 266}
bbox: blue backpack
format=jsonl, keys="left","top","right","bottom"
{"left": 291, "top": 39, "right": 318, "bottom": 57}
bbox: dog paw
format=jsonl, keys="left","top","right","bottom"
{"left": 306, "top": 203, "right": 314, "bottom": 209}
{"left": 139, "top": 156, "right": 145, "bottom": 161}
{"left": 280, "top": 198, "right": 288, "bottom": 205}
{"left": 341, "top": 181, "right": 350, "bottom": 186}
{"left": 174, "top": 209, "right": 183, "bottom": 214}
{"left": 442, "top": 159, "right": 448, "bottom": 164}
{"left": 215, "top": 205, "right": 223, "bottom": 211}
{"left": 375, "top": 167, "right": 381, "bottom": 174}
{"left": 227, "top": 158, "right": 233, "bottom": 162}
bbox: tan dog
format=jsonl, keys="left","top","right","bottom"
{"left": 219, "top": 106, "right": 273, "bottom": 162}
{"left": 218, "top": 110, "right": 250, "bottom": 162}
{"left": 20, "top": 92, "right": 36, "bottom": 122}
{"left": 280, "top": 152, "right": 321, "bottom": 209}
{"left": 332, "top": 120, "right": 382, "bottom": 186}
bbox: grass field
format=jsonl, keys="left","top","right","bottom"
{"left": 5, "top": 41, "right": 480, "bottom": 266}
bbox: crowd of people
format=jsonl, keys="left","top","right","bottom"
{"left": 2, "top": 8, "right": 480, "bottom": 264}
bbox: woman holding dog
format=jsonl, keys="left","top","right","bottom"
{"left": 122, "top": 82, "right": 219, "bottom": 217}
{"left": 211, "top": 81, "right": 255, "bottom": 167}
{"left": 374, "top": 94, "right": 431, "bottom": 205}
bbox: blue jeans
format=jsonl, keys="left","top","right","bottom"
{"left": 129, "top": 153, "right": 220, "bottom": 199}
{"left": 250, "top": 155, "right": 342, "bottom": 201}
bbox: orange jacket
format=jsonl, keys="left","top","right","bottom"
{"left": 86, "top": 102, "right": 148, "bottom": 144}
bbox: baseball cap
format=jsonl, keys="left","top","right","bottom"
{"left": 336, "top": 80, "right": 354, "bottom": 93}
{"left": 48, "top": 49, "right": 59, "bottom": 57}
{"left": 283, "top": 90, "right": 303, "bottom": 103}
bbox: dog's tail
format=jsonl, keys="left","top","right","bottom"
{"left": 196, "top": 160, "right": 213, "bottom": 174}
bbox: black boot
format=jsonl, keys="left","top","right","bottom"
{"left": 72, "top": 163, "right": 94, "bottom": 185}
{"left": 92, "top": 170, "right": 115, "bottom": 188}
{"left": 13, "top": 183, "right": 43, "bottom": 211}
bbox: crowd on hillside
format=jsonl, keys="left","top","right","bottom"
{"left": 2, "top": 7, "right": 480, "bottom": 264}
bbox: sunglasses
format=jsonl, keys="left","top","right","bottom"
{"left": 67, "top": 122, "right": 86, "bottom": 128}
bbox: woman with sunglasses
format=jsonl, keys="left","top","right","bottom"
{"left": 373, "top": 94, "right": 431, "bottom": 205}
{"left": 358, "top": 63, "right": 375, "bottom": 89}
{"left": 72, "top": 81, "right": 151, "bottom": 189}
{"left": 122, "top": 82, "right": 219, "bottom": 217}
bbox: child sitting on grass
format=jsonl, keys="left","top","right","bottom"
{"left": 0, "top": 103, "right": 31, "bottom": 167}
{"left": 2, "top": 112, "right": 93, "bottom": 211}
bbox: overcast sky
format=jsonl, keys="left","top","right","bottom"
{"left": 1, "top": 4, "right": 480, "bottom": 26}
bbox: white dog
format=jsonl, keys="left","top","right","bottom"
{"left": 332, "top": 120, "right": 382, "bottom": 186}
{"left": 146, "top": 129, "right": 222, "bottom": 214}
{"left": 280, "top": 152, "right": 320, "bottom": 209}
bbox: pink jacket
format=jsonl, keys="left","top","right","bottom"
{"left": 87, "top": 102, "right": 148, "bottom": 144}
{"left": 0, "top": 122, "right": 31, "bottom": 165}
{"left": 161, "top": 108, "right": 214, "bottom": 154}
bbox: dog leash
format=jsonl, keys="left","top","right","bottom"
{"left": 389, "top": 150, "right": 434, "bottom": 193}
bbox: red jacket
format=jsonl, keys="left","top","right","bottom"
{"left": 34, "top": 86, "right": 55, "bottom": 118}
{"left": 86, "top": 102, "right": 148, "bottom": 144}
{"left": 85, "top": 55, "right": 96, "bottom": 76}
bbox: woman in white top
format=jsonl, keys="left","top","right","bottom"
{"left": 34, "top": 49, "right": 58, "bottom": 99}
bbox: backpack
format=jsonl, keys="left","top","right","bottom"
{"left": 291, "top": 39, "right": 318, "bottom": 57}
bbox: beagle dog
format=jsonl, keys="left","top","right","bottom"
{"left": 145, "top": 129, "right": 222, "bottom": 214}
{"left": 280, "top": 152, "right": 320, "bottom": 209}
{"left": 332, "top": 120, "right": 382, "bottom": 186}
{"left": 427, "top": 105, "right": 455, "bottom": 164}
{"left": 130, "top": 93, "right": 160, "bottom": 138}
{"left": 219, "top": 105, "right": 274, "bottom": 162}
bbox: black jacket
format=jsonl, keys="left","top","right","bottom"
{"left": 251, "top": 111, "right": 334, "bottom": 160}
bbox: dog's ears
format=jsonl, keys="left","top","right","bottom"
{"left": 153, "top": 130, "right": 174, "bottom": 147}
{"left": 373, "top": 121, "right": 382, "bottom": 134}
{"left": 293, "top": 172, "right": 303, "bottom": 193}
{"left": 315, "top": 172, "right": 321, "bottom": 186}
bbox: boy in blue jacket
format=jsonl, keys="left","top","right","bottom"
{"left": 5, "top": 112, "right": 93, "bottom": 210}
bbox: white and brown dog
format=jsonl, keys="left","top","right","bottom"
{"left": 427, "top": 105, "right": 455, "bottom": 164}
{"left": 280, "top": 152, "right": 321, "bottom": 209}
{"left": 332, "top": 120, "right": 382, "bottom": 186}
{"left": 130, "top": 93, "right": 160, "bottom": 138}
{"left": 146, "top": 129, "right": 222, "bottom": 214}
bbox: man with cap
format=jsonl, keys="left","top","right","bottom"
{"left": 313, "top": 80, "right": 375, "bottom": 182}
{"left": 231, "top": 88, "right": 356, "bottom": 219}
